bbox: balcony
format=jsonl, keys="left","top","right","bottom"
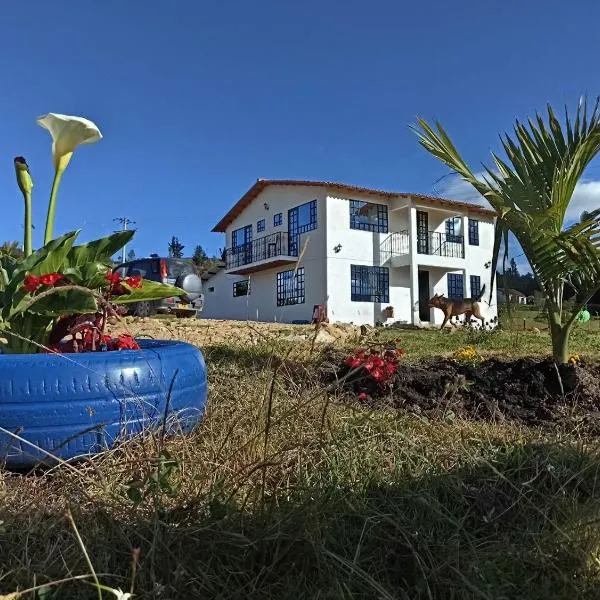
{"left": 224, "top": 231, "right": 298, "bottom": 275}
{"left": 381, "top": 230, "right": 465, "bottom": 267}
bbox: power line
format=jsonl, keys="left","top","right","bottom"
{"left": 113, "top": 217, "right": 136, "bottom": 264}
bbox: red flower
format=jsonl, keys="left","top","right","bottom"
{"left": 22, "top": 274, "right": 41, "bottom": 293}
{"left": 38, "top": 273, "right": 64, "bottom": 286}
{"left": 105, "top": 272, "right": 121, "bottom": 285}
{"left": 371, "top": 368, "right": 385, "bottom": 382}
{"left": 115, "top": 334, "right": 140, "bottom": 350}
{"left": 124, "top": 275, "right": 143, "bottom": 288}
{"left": 358, "top": 392, "right": 368, "bottom": 401}
{"left": 384, "top": 362, "right": 397, "bottom": 377}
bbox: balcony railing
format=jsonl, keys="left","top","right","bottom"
{"left": 225, "top": 231, "right": 297, "bottom": 270}
{"left": 419, "top": 231, "right": 464, "bottom": 258}
{"left": 382, "top": 230, "right": 465, "bottom": 260}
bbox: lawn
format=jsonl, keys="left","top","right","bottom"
{"left": 1, "top": 320, "right": 600, "bottom": 599}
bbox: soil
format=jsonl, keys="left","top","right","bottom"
{"left": 336, "top": 357, "right": 600, "bottom": 430}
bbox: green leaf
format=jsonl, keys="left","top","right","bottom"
{"left": 3, "top": 232, "right": 80, "bottom": 320}
{"left": 13, "top": 231, "right": 80, "bottom": 279}
{"left": 112, "top": 279, "right": 185, "bottom": 304}
{"left": 23, "top": 288, "right": 98, "bottom": 317}
{"left": 68, "top": 231, "right": 134, "bottom": 267}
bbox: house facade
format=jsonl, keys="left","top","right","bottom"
{"left": 203, "top": 180, "right": 498, "bottom": 327}
{"left": 497, "top": 288, "right": 527, "bottom": 305}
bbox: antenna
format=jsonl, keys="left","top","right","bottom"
{"left": 113, "top": 217, "right": 136, "bottom": 264}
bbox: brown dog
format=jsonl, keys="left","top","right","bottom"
{"left": 428, "top": 284, "right": 486, "bottom": 330}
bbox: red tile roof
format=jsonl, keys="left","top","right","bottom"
{"left": 212, "top": 179, "right": 496, "bottom": 232}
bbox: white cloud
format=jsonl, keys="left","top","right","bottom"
{"left": 437, "top": 174, "right": 600, "bottom": 223}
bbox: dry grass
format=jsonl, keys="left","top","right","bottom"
{"left": 1, "top": 322, "right": 600, "bottom": 598}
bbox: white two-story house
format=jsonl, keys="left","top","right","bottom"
{"left": 202, "top": 179, "right": 498, "bottom": 327}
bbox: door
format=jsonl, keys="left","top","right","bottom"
{"left": 232, "top": 225, "right": 253, "bottom": 266}
{"left": 288, "top": 206, "right": 299, "bottom": 256}
{"left": 418, "top": 270, "right": 430, "bottom": 322}
{"left": 416, "top": 211, "right": 429, "bottom": 254}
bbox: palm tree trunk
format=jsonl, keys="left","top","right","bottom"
{"left": 548, "top": 308, "right": 571, "bottom": 363}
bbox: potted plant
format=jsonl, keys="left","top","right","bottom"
{"left": 382, "top": 306, "right": 394, "bottom": 319}
{"left": 0, "top": 113, "right": 208, "bottom": 469}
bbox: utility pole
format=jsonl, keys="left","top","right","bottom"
{"left": 113, "top": 217, "right": 136, "bottom": 264}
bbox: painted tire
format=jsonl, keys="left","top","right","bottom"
{"left": 0, "top": 340, "right": 207, "bottom": 469}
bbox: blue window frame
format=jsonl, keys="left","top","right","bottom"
{"left": 231, "top": 225, "right": 253, "bottom": 266}
{"left": 349, "top": 200, "right": 388, "bottom": 233}
{"left": 276, "top": 267, "right": 305, "bottom": 306}
{"left": 232, "top": 225, "right": 252, "bottom": 248}
{"left": 470, "top": 275, "right": 481, "bottom": 299}
{"left": 288, "top": 200, "right": 317, "bottom": 255}
{"left": 257, "top": 219, "right": 265, "bottom": 233}
{"left": 447, "top": 273, "right": 464, "bottom": 299}
{"left": 446, "top": 217, "right": 462, "bottom": 243}
{"left": 468, "top": 219, "right": 479, "bottom": 246}
{"left": 350, "top": 265, "right": 389, "bottom": 302}
{"left": 273, "top": 213, "right": 282, "bottom": 226}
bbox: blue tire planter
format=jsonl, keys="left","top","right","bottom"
{"left": 0, "top": 339, "right": 207, "bottom": 469}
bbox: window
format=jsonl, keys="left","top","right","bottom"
{"left": 232, "top": 225, "right": 252, "bottom": 248}
{"left": 468, "top": 219, "right": 479, "bottom": 246}
{"left": 273, "top": 213, "right": 282, "bottom": 226}
{"left": 208, "top": 287, "right": 215, "bottom": 292}
{"left": 445, "top": 217, "right": 462, "bottom": 243}
{"left": 233, "top": 280, "right": 250, "bottom": 297}
{"left": 351, "top": 265, "right": 389, "bottom": 302}
{"left": 126, "top": 260, "right": 152, "bottom": 277}
{"left": 447, "top": 273, "right": 464, "bottom": 299}
{"left": 349, "top": 200, "right": 388, "bottom": 233}
{"left": 276, "top": 267, "right": 305, "bottom": 306}
{"left": 470, "top": 275, "right": 481, "bottom": 299}
{"left": 288, "top": 200, "right": 317, "bottom": 235}
{"left": 257, "top": 219, "right": 265, "bottom": 233}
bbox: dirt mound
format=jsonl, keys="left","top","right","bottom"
{"left": 338, "top": 357, "right": 600, "bottom": 429}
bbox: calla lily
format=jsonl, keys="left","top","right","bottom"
{"left": 36, "top": 113, "right": 102, "bottom": 244}
{"left": 37, "top": 113, "right": 102, "bottom": 171}
{"left": 14, "top": 156, "right": 33, "bottom": 256}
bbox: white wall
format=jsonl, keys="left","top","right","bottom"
{"left": 206, "top": 184, "right": 497, "bottom": 327}
{"left": 202, "top": 261, "right": 327, "bottom": 324}
{"left": 204, "top": 185, "right": 329, "bottom": 323}
{"left": 324, "top": 193, "right": 497, "bottom": 327}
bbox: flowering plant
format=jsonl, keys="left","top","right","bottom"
{"left": 0, "top": 113, "right": 185, "bottom": 354}
{"left": 453, "top": 346, "right": 483, "bottom": 363}
{"left": 341, "top": 342, "right": 404, "bottom": 400}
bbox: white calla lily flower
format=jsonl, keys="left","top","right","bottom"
{"left": 37, "top": 113, "right": 103, "bottom": 244}
{"left": 37, "top": 113, "right": 102, "bottom": 171}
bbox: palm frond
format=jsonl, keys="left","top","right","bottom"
{"left": 413, "top": 97, "right": 600, "bottom": 307}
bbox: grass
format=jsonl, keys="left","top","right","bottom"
{"left": 1, "top": 327, "right": 600, "bottom": 598}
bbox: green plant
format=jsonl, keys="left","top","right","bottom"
{"left": 0, "top": 113, "right": 185, "bottom": 354}
{"left": 414, "top": 98, "right": 600, "bottom": 363}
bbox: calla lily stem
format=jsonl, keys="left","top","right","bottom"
{"left": 23, "top": 189, "right": 32, "bottom": 256}
{"left": 44, "top": 168, "right": 65, "bottom": 245}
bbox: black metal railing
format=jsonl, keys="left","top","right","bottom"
{"left": 418, "top": 231, "right": 464, "bottom": 258}
{"left": 225, "top": 231, "right": 297, "bottom": 270}
{"left": 381, "top": 231, "right": 410, "bottom": 260}
{"left": 382, "top": 230, "right": 465, "bottom": 259}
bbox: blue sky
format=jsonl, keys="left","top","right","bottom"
{"left": 1, "top": 0, "right": 598, "bottom": 269}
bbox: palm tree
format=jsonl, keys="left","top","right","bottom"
{"left": 581, "top": 208, "right": 600, "bottom": 222}
{"left": 0, "top": 241, "right": 23, "bottom": 259}
{"left": 414, "top": 99, "right": 600, "bottom": 363}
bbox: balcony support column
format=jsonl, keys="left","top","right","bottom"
{"left": 408, "top": 204, "right": 420, "bottom": 325}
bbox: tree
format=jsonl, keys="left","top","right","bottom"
{"left": 127, "top": 249, "right": 136, "bottom": 262}
{"left": 168, "top": 236, "right": 185, "bottom": 258}
{"left": 415, "top": 99, "right": 600, "bottom": 363}
{"left": 192, "top": 244, "right": 209, "bottom": 266}
{"left": 0, "top": 241, "right": 24, "bottom": 259}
